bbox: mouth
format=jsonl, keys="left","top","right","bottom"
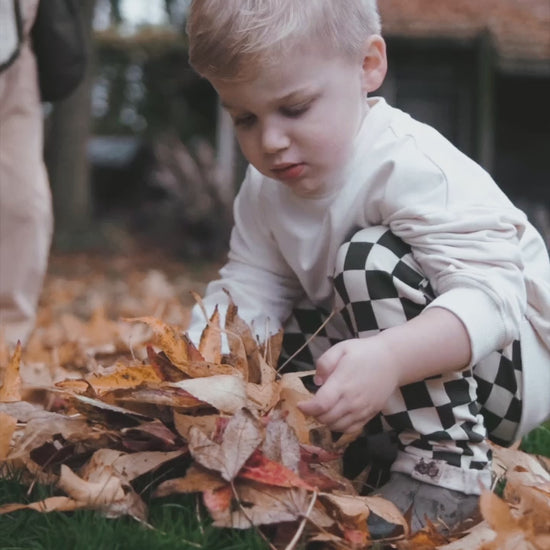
{"left": 271, "top": 163, "right": 306, "bottom": 181}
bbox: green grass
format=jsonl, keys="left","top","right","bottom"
{"left": 0, "top": 477, "right": 268, "bottom": 550}
{"left": 1, "top": 423, "right": 549, "bottom": 549}
{"left": 520, "top": 421, "right": 550, "bottom": 457}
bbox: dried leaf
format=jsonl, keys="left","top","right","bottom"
{"left": 0, "top": 342, "right": 22, "bottom": 402}
{"left": 172, "top": 375, "right": 247, "bottom": 414}
{"left": 173, "top": 411, "right": 218, "bottom": 439}
{"left": 199, "top": 306, "right": 222, "bottom": 363}
{"left": 211, "top": 482, "right": 301, "bottom": 528}
{"left": 154, "top": 465, "right": 226, "bottom": 498}
{"left": 0, "top": 412, "right": 16, "bottom": 460}
{"left": 0, "top": 496, "right": 84, "bottom": 515}
{"left": 123, "top": 316, "right": 192, "bottom": 367}
{"left": 58, "top": 464, "right": 125, "bottom": 505}
{"left": 85, "top": 364, "right": 163, "bottom": 396}
{"left": 224, "top": 294, "right": 262, "bottom": 383}
{"left": 262, "top": 412, "right": 301, "bottom": 472}
{"left": 238, "top": 449, "right": 313, "bottom": 490}
{"left": 203, "top": 483, "right": 233, "bottom": 514}
{"left": 80, "top": 448, "right": 185, "bottom": 483}
{"left": 188, "top": 409, "right": 262, "bottom": 481}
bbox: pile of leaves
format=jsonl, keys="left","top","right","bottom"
{"left": 1, "top": 261, "right": 549, "bottom": 549}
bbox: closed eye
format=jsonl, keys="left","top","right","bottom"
{"left": 280, "top": 100, "right": 312, "bottom": 118}
{"left": 233, "top": 113, "right": 257, "bottom": 128}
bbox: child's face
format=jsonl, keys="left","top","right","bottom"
{"left": 211, "top": 48, "right": 372, "bottom": 197}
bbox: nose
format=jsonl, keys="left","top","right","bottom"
{"left": 261, "top": 121, "right": 290, "bottom": 154}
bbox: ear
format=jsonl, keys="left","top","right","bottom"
{"left": 360, "top": 35, "right": 387, "bottom": 93}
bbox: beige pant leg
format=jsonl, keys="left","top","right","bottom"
{"left": 0, "top": 43, "right": 53, "bottom": 346}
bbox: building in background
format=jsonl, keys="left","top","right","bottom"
{"left": 378, "top": 0, "right": 549, "bottom": 229}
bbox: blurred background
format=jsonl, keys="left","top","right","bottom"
{"left": 46, "top": 0, "right": 549, "bottom": 264}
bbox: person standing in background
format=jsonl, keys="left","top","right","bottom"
{"left": 0, "top": 0, "right": 86, "bottom": 347}
{"left": 0, "top": 0, "right": 53, "bottom": 347}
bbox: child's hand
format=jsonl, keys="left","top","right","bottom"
{"left": 297, "top": 338, "right": 400, "bottom": 433}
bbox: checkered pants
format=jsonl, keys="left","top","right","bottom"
{"left": 280, "top": 227, "right": 523, "bottom": 494}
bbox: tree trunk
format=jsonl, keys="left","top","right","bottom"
{"left": 45, "top": 0, "right": 96, "bottom": 247}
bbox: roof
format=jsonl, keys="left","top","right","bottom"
{"left": 379, "top": 0, "right": 550, "bottom": 75}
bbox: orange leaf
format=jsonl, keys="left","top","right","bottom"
{"left": 123, "top": 316, "right": 191, "bottom": 365}
{"left": 0, "top": 342, "right": 22, "bottom": 402}
{"left": 0, "top": 412, "right": 16, "bottom": 459}
{"left": 239, "top": 449, "right": 314, "bottom": 490}
{"left": 203, "top": 483, "right": 232, "bottom": 513}
{"left": 85, "top": 364, "right": 163, "bottom": 396}
{"left": 199, "top": 306, "right": 222, "bottom": 363}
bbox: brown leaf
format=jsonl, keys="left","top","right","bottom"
{"left": 147, "top": 347, "right": 186, "bottom": 382}
{"left": 0, "top": 342, "right": 22, "bottom": 402}
{"left": 172, "top": 374, "right": 247, "bottom": 414}
{"left": 224, "top": 293, "right": 262, "bottom": 383}
{"left": 0, "top": 412, "right": 16, "bottom": 460}
{"left": 80, "top": 448, "right": 185, "bottom": 483}
{"left": 199, "top": 306, "right": 222, "bottom": 363}
{"left": 479, "top": 491, "right": 519, "bottom": 534}
{"left": 259, "top": 329, "right": 284, "bottom": 371}
{"left": 58, "top": 464, "right": 125, "bottom": 505}
{"left": 278, "top": 373, "right": 316, "bottom": 444}
{"left": 0, "top": 496, "right": 84, "bottom": 515}
{"left": 203, "top": 484, "right": 233, "bottom": 514}
{"left": 85, "top": 364, "right": 163, "bottom": 396}
{"left": 245, "top": 380, "right": 281, "bottom": 414}
{"left": 238, "top": 449, "right": 314, "bottom": 490}
{"left": 123, "top": 316, "right": 191, "bottom": 366}
{"left": 188, "top": 409, "right": 262, "bottom": 481}
{"left": 435, "top": 521, "right": 496, "bottom": 550}
{"left": 173, "top": 411, "right": 219, "bottom": 439}
{"left": 210, "top": 482, "right": 302, "bottom": 528}
{"left": 262, "top": 411, "right": 301, "bottom": 472}
{"left": 154, "top": 464, "right": 226, "bottom": 498}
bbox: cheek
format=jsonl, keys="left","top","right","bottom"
{"left": 236, "top": 133, "right": 258, "bottom": 164}
{"left": 308, "top": 119, "right": 357, "bottom": 163}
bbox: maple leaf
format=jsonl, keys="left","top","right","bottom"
{"left": 238, "top": 449, "right": 314, "bottom": 490}
{"left": 188, "top": 408, "right": 263, "bottom": 481}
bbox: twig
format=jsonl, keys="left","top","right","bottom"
{"left": 277, "top": 309, "right": 337, "bottom": 373}
{"left": 284, "top": 491, "right": 317, "bottom": 550}
{"left": 230, "top": 481, "right": 278, "bottom": 550}
{"left": 195, "top": 494, "right": 204, "bottom": 535}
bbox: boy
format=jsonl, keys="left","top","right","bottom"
{"left": 185, "top": 0, "right": 550, "bottom": 536}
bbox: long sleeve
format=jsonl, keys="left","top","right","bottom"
{"left": 187, "top": 168, "right": 303, "bottom": 344}
{"left": 378, "top": 133, "right": 527, "bottom": 365}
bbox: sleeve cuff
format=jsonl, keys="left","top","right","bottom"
{"left": 425, "top": 287, "right": 511, "bottom": 366}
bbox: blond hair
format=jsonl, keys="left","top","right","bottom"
{"left": 186, "top": 0, "right": 381, "bottom": 80}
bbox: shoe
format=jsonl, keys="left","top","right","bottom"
{"left": 367, "top": 472, "right": 480, "bottom": 538}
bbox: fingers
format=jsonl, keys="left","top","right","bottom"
{"left": 314, "top": 341, "right": 347, "bottom": 385}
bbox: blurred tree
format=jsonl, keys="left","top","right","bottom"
{"left": 46, "top": 0, "right": 96, "bottom": 247}
{"left": 109, "top": 0, "right": 122, "bottom": 26}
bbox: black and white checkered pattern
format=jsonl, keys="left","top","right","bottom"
{"left": 475, "top": 341, "right": 523, "bottom": 446}
{"left": 280, "top": 226, "right": 523, "bottom": 476}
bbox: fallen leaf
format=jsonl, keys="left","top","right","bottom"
{"left": 238, "top": 449, "right": 314, "bottom": 490}
{"left": 211, "top": 482, "right": 301, "bottom": 528}
{"left": 199, "top": 306, "right": 222, "bottom": 363}
{"left": 0, "top": 412, "right": 16, "bottom": 460}
{"left": 188, "top": 409, "right": 263, "bottom": 481}
{"left": 172, "top": 374, "right": 247, "bottom": 414}
{"left": 154, "top": 464, "right": 226, "bottom": 498}
{"left": 80, "top": 448, "right": 185, "bottom": 483}
{"left": 0, "top": 342, "right": 22, "bottom": 402}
